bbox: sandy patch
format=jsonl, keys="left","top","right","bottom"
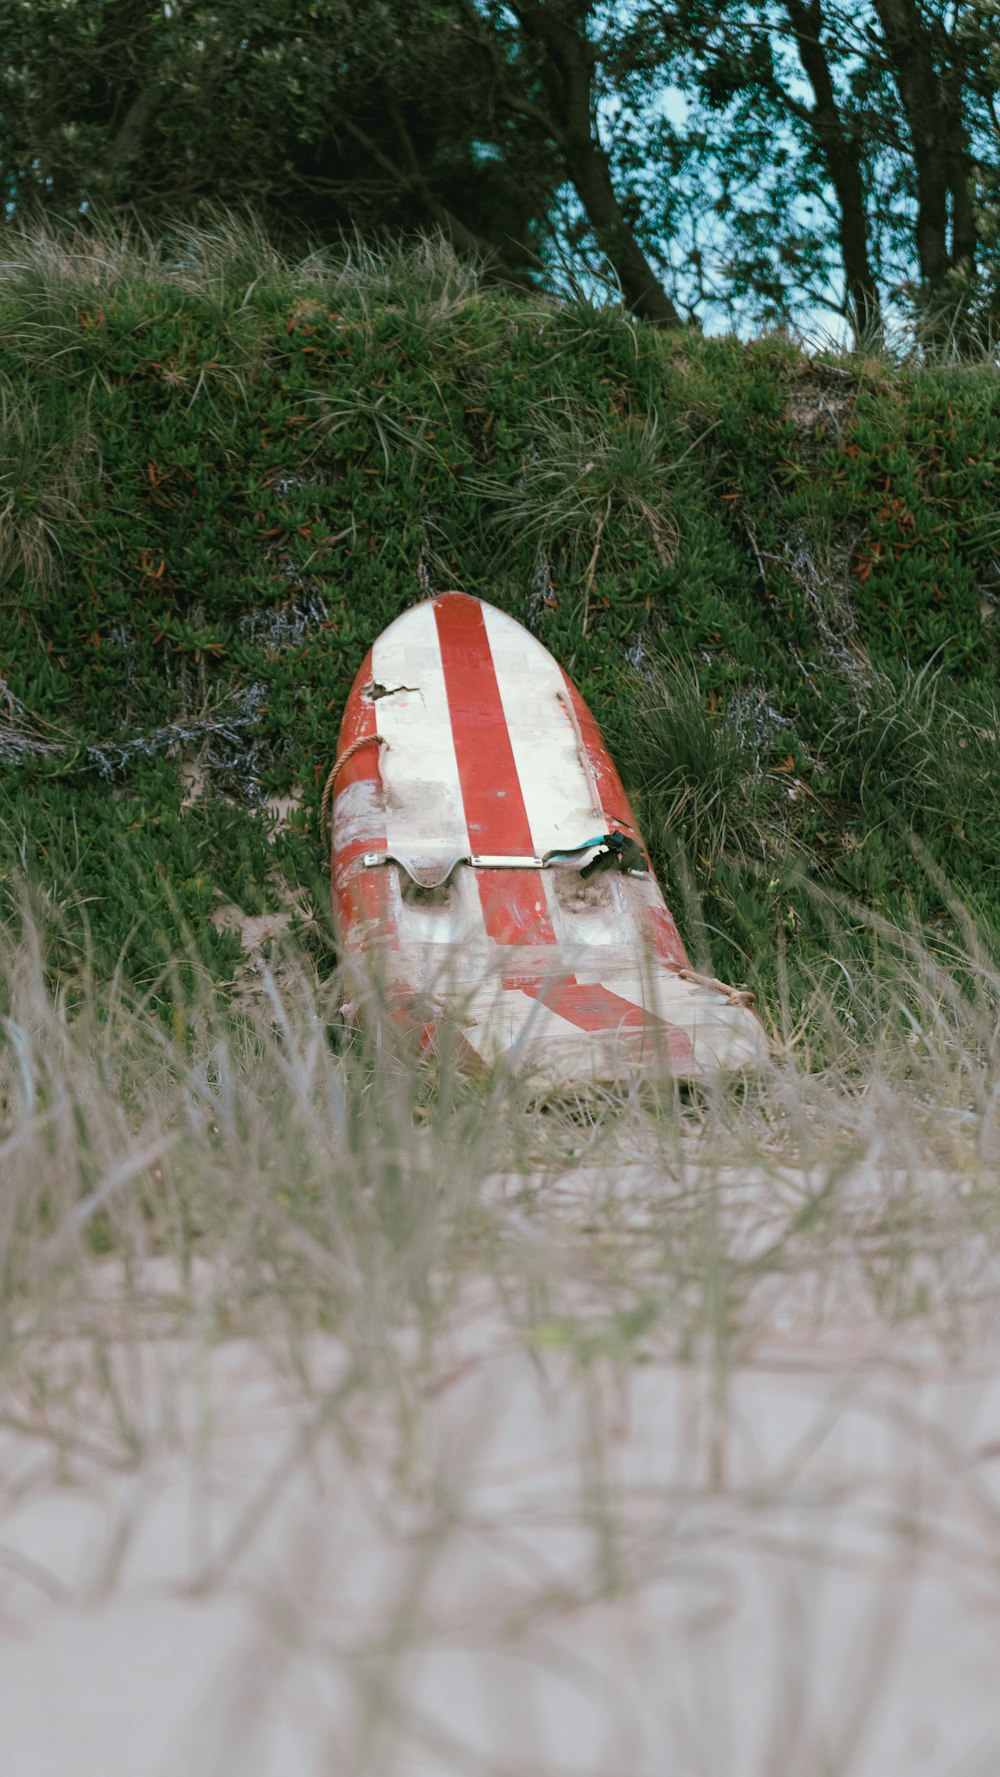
{"left": 4, "top": 1238, "right": 1000, "bottom": 1777}
{"left": 179, "top": 763, "right": 304, "bottom": 837}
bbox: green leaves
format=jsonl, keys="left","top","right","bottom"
{"left": 0, "top": 1, "right": 562, "bottom": 287}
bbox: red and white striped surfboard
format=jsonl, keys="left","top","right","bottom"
{"left": 330, "top": 592, "right": 767, "bottom": 1083}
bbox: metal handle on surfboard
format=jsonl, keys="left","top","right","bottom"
{"left": 360, "top": 850, "right": 550, "bottom": 880}
{"left": 359, "top": 835, "right": 647, "bottom": 884}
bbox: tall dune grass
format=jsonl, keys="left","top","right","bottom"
{"left": 3, "top": 880, "right": 999, "bottom": 1402}
{"left": 4, "top": 887, "right": 1000, "bottom": 1770}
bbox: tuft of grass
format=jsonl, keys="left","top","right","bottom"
{"left": 0, "top": 214, "right": 481, "bottom": 375}
{"left": 0, "top": 214, "right": 162, "bottom": 309}
{"left": 819, "top": 653, "right": 1000, "bottom": 831}
{"left": 480, "top": 403, "right": 680, "bottom": 630}
{"left": 623, "top": 660, "right": 782, "bottom": 872}
{"left": 0, "top": 379, "right": 99, "bottom": 599}
{"left": 321, "top": 229, "right": 484, "bottom": 325}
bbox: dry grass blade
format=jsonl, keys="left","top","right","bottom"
{"left": 0, "top": 381, "right": 99, "bottom": 599}
{"left": 476, "top": 404, "right": 681, "bottom": 606}
{"left": 2, "top": 887, "right": 1000, "bottom": 1770}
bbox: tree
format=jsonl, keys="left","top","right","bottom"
{"left": 1, "top": 0, "right": 998, "bottom": 342}
{"left": 0, "top": 0, "right": 689, "bottom": 324}
{"left": 611, "top": 1, "right": 1000, "bottom": 340}
{"left": 455, "top": 1, "right": 684, "bottom": 323}
{"left": 0, "top": 0, "right": 561, "bottom": 284}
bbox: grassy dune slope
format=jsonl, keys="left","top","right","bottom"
{"left": 2, "top": 220, "right": 1000, "bottom": 1018}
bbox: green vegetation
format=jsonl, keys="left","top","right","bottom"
{"left": 2, "top": 220, "right": 1000, "bottom": 1029}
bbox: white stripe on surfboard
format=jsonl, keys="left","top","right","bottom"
{"left": 459, "top": 981, "right": 694, "bottom": 1074}
{"left": 466, "top": 975, "right": 761, "bottom": 1073}
{"left": 370, "top": 601, "right": 469, "bottom": 863}
{"left": 457, "top": 981, "right": 624, "bottom": 1065}
{"left": 481, "top": 603, "right": 603, "bottom": 857}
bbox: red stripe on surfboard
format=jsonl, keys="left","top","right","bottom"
{"left": 559, "top": 670, "right": 643, "bottom": 838}
{"left": 433, "top": 594, "right": 556, "bottom": 946}
{"left": 331, "top": 648, "right": 394, "bottom": 941}
{"left": 515, "top": 974, "right": 695, "bottom": 1067}
{"left": 334, "top": 649, "right": 382, "bottom": 795}
{"left": 645, "top": 900, "right": 690, "bottom": 970}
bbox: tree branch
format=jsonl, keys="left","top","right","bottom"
{"left": 781, "top": 0, "right": 881, "bottom": 334}
{"left": 449, "top": 0, "right": 568, "bottom": 146}
{"left": 336, "top": 113, "right": 530, "bottom": 287}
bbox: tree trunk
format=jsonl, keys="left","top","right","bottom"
{"left": 107, "top": 83, "right": 164, "bottom": 186}
{"left": 511, "top": 1, "right": 684, "bottom": 327}
{"left": 562, "top": 132, "right": 686, "bottom": 326}
{"left": 782, "top": 0, "right": 881, "bottom": 338}
{"left": 943, "top": 41, "right": 977, "bottom": 271}
{"left": 871, "top": 0, "right": 974, "bottom": 291}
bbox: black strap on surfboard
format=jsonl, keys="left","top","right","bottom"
{"left": 544, "top": 832, "right": 648, "bottom": 878}
{"left": 582, "top": 832, "right": 647, "bottom": 878}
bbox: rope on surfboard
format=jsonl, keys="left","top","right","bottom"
{"left": 677, "top": 969, "right": 755, "bottom": 1009}
{"left": 320, "top": 733, "right": 385, "bottom": 836}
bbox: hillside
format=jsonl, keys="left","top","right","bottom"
{"left": 3, "top": 222, "right": 1000, "bottom": 1016}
